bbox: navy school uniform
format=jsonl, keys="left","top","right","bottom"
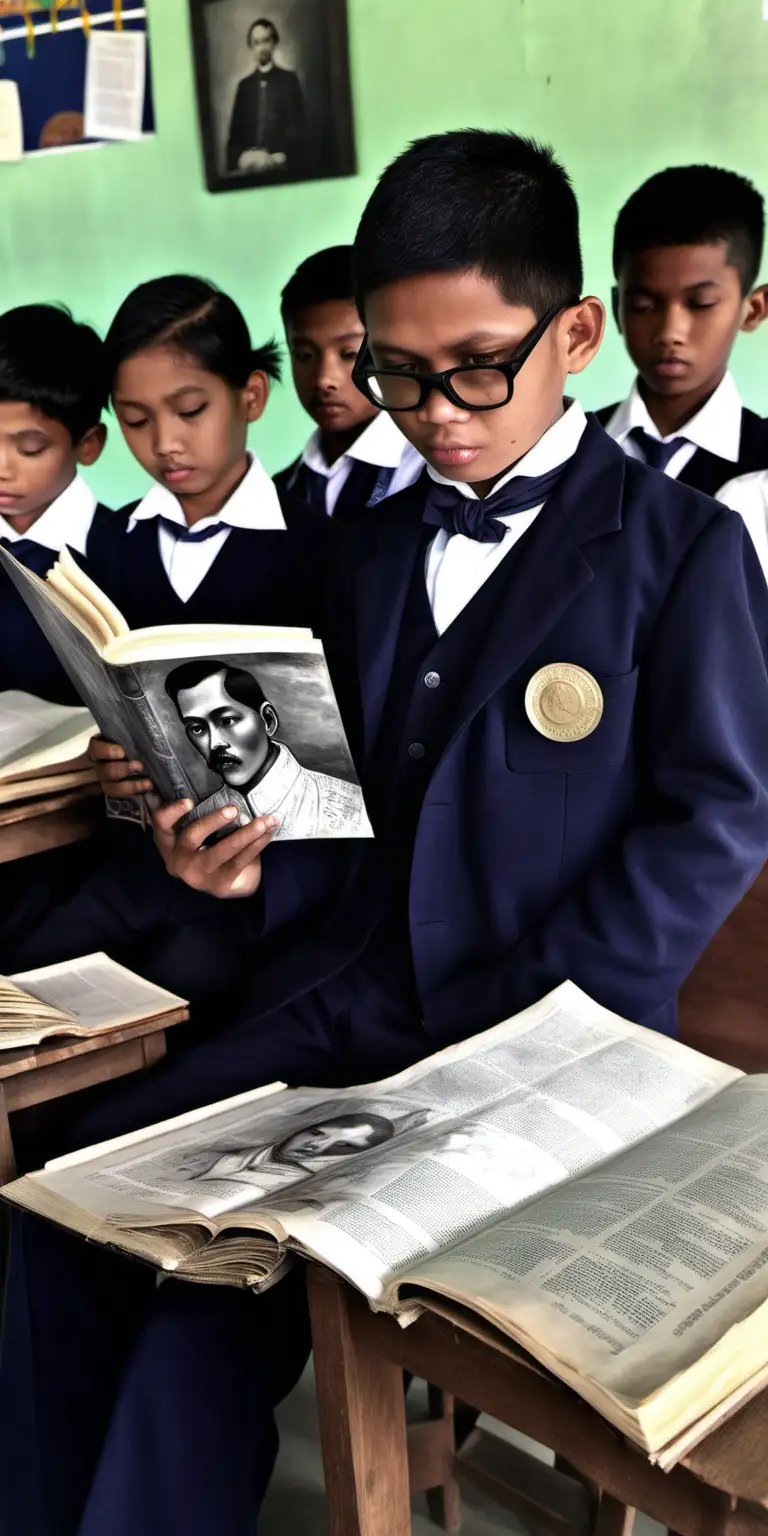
{"left": 84, "top": 451, "right": 336, "bottom": 633}
{"left": 0, "top": 475, "right": 111, "bottom": 703}
{"left": 274, "top": 407, "right": 423, "bottom": 522}
{"left": 597, "top": 370, "right": 768, "bottom": 497}
{"left": 4, "top": 404, "right": 768, "bottom": 1536}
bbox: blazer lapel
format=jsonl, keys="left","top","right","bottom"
{"left": 435, "top": 417, "right": 628, "bottom": 754}
{"left": 353, "top": 481, "right": 431, "bottom": 757}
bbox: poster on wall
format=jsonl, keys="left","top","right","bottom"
{"left": 0, "top": 2, "right": 154, "bottom": 158}
{"left": 188, "top": 0, "right": 356, "bottom": 193}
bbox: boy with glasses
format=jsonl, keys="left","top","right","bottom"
{"left": 4, "top": 130, "right": 768, "bottom": 1536}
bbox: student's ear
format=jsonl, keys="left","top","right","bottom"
{"left": 560, "top": 297, "right": 606, "bottom": 377}
{"left": 76, "top": 422, "right": 107, "bottom": 468}
{"left": 243, "top": 370, "right": 270, "bottom": 424}
{"left": 611, "top": 286, "right": 622, "bottom": 332}
{"left": 741, "top": 285, "right": 768, "bottom": 333}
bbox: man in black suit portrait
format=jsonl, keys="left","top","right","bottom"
{"left": 226, "top": 16, "right": 306, "bottom": 178}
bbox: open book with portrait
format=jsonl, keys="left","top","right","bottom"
{"left": 6, "top": 980, "right": 768, "bottom": 1465}
{"left": 0, "top": 545, "right": 371, "bottom": 841}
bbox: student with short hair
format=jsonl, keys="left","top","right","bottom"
{"left": 84, "top": 273, "right": 334, "bottom": 802}
{"left": 0, "top": 303, "right": 110, "bottom": 701}
{"left": 4, "top": 130, "right": 768, "bottom": 1536}
{"left": 274, "top": 244, "right": 423, "bottom": 518}
{"left": 599, "top": 165, "right": 768, "bottom": 494}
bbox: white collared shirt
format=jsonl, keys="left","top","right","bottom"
{"left": 127, "top": 454, "right": 286, "bottom": 603}
{"left": 424, "top": 400, "right": 588, "bottom": 635}
{"left": 716, "top": 470, "right": 768, "bottom": 583}
{"left": 300, "top": 410, "right": 424, "bottom": 516}
{"left": 604, "top": 372, "right": 743, "bottom": 480}
{"left": 0, "top": 473, "right": 97, "bottom": 556}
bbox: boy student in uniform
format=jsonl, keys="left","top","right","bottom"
{"left": 4, "top": 130, "right": 768, "bottom": 1536}
{"left": 0, "top": 303, "right": 110, "bottom": 702}
{"left": 274, "top": 244, "right": 423, "bottom": 518}
{"left": 598, "top": 165, "right": 768, "bottom": 495}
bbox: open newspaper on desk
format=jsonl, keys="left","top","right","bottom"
{"left": 5, "top": 981, "right": 768, "bottom": 1459}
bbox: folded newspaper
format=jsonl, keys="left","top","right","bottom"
{"left": 0, "top": 546, "right": 370, "bottom": 842}
{"left": 4, "top": 981, "right": 767, "bottom": 1461}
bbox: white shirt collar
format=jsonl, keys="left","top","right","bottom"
{"left": 127, "top": 453, "right": 286, "bottom": 534}
{"left": 607, "top": 372, "right": 743, "bottom": 461}
{"left": 245, "top": 743, "right": 301, "bottom": 814}
{"left": 301, "top": 410, "right": 414, "bottom": 479}
{"left": 426, "top": 399, "right": 588, "bottom": 502}
{"left": 0, "top": 473, "right": 96, "bottom": 554}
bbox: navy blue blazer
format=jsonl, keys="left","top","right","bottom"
{"left": 596, "top": 402, "right": 768, "bottom": 497}
{"left": 255, "top": 418, "right": 768, "bottom": 1042}
{"left": 82, "top": 488, "right": 336, "bottom": 635}
{"left": 0, "top": 506, "right": 112, "bottom": 703}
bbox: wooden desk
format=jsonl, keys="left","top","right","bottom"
{"left": 307, "top": 1266, "right": 768, "bottom": 1536}
{"left": 0, "top": 785, "right": 105, "bottom": 866}
{"left": 0, "top": 1012, "right": 186, "bottom": 1183}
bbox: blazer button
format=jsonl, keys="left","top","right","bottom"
{"left": 424, "top": 671, "right": 441, "bottom": 689}
{"left": 408, "top": 742, "right": 426, "bottom": 760}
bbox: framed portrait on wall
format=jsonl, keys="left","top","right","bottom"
{"left": 188, "top": 0, "right": 356, "bottom": 192}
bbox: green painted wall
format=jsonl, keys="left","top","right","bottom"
{"left": 2, "top": 0, "right": 767, "bottom": 506}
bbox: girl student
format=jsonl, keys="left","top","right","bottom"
{"left": 84, "top": 273, "right": 335, "bottom": 800}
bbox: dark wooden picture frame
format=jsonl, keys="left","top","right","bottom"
{"left": 188, "top": 0, "right": 356, "bottom": 193}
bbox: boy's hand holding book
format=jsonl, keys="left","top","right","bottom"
{"left": 88, "top": 735, "right": 155, "bottom": 799}
{"left": 153, "top": 799, "right": 279, "bottom": 898}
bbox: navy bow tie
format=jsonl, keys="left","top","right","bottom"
{"left": 158, "top": 516, "right": 226, "bottom": 543}
{"left": 423, "top": 461, "right": 572, "bottom": 544}
{"left": 628, "top": 427, "right": 687, "bottom": 473}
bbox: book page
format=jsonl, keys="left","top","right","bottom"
{"left": 104, "top": 624, "right": 315, "bottom": 667}
{"left": 11, "top": 954, "right": 186, "bottom": 1032}
{"left": 0, "top": 693, "right": 95, "bottom": 780}
{"left": 18, "top": 986, "right": 738, "bottom": 1284}
{"left": 406, "top": 1078, "right": 768, "bottom": 1423}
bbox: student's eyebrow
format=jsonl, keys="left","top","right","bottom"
{"left": 371, "top": 330, "right": 527, "bottom": 361}
{"left": 114, "top": 385, "right": 208, "bottom": 408}
{"left": 291, "top": 330, "right": 363, "bottom": 345}
{"left": 625, "top": 279, "right": 723, "bottom": 297}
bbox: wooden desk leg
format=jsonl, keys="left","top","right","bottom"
{"left": 307, "top": 1266, "right": 412, "bottom": 1536}
{"left": 593, "top": 1492, "right": 636, "bottom": 1535}
{"left": 425, "top": 1386, "right": 461, "bottom": 1533}
{"left": 0, "top": 1083, "right": 16, "bottom": 1185}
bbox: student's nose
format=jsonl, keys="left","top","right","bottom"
{"left": 654, "top": 301, "right": 691, "bottom": 349}
{"left": 0, "top": 447, "right": 12, "bottom": 480}
{"left": 153, "top": 415, "right": 187, "bottom": 460}
{"left": 317, "top": 352, "right": 345, "bottom": 392}
{"left": 416, "top": 386, "right": 473, "bottom": 428}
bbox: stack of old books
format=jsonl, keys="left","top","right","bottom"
{"left": 0, "top": 689, "right": 99, "bottom": 834}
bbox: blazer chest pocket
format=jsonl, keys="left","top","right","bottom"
{"left": 505, "top": 668, "right": 639, "bottom": 773}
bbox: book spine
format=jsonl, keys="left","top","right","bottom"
{"left": 111, "top": 665, "right": 194, "bottom": 805}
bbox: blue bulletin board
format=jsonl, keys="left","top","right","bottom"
{"left": 0, "top": 2, "right": 153, "bottom": 154}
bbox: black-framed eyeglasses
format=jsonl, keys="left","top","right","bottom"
{"left": 352, "top": 300, "right": 573, "bottom": 413}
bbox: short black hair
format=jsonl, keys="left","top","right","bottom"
{"left": 248, "top": 16, "right": 278, "bottom": 44}
{"left": 165, "top": 660, "right": 268, "bottom": 713}
{"left": 0, "top": 303, "right": 107, "bottom": 444}
{"left": 281, "top": 246, "right": 355, "bottom": 324}
{"left": 613, "top": 166, "right": 765, "bottom": 293}
{"left": 353, "top": 130, "right": 583, "bottom": 319}
{"left": 104, "top": 276, "right": 281, "bottom": 397}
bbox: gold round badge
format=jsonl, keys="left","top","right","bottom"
{"left": 525, "top": 664, "right": 604, "bottom": 742}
